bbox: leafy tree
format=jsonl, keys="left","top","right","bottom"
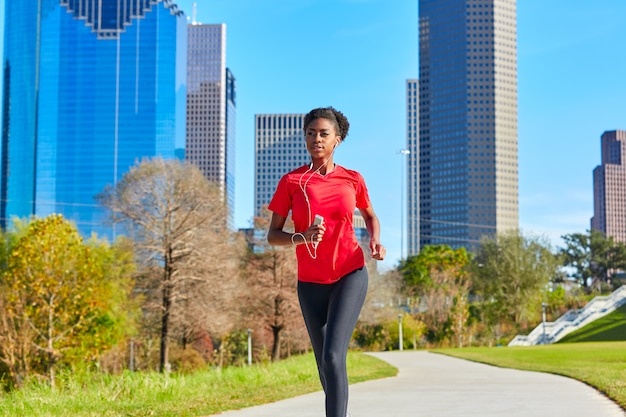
{"left": 67, "top": 236, "right": 138, "bottom": 365}
{"left": 399, "top": 245, "right": 470, "bottom": 346}
{"left": 471, "top": 229, "right": 559, "bottom": 331}
{"left": 98, "top": 158, "right": 240, "bottom": 372}
{"left": 560, "top": 229, "right": 626, "bottom": 289}
{"left": 399, "top": 245, "right": 469, "bottom": 296}
{"left": 0, "top": 215, "right": 135, "bottom": 386}
{"left": 0, "top": 224, "right": 25, "bottom": 386}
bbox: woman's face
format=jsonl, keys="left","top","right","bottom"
{"left": 305, "top": 118, "right": 341, "bottom": 159}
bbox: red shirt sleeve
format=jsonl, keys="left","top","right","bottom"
{"left": 355, "top": 172, "right": 371, "bottom": 209}
{"left": 268, "top": 174, "right": 291, "bottom": 218}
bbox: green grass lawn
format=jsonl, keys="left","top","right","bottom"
{"left": 0, "top": 352, "right": 397, "bottom": 417}
{"left": 558, "top": 304, "right": 626, "bottom": 343}
{"left": 3, "top": 342, "right": 626, "bottom": 416}
{"left": 434, "top": 341, "right": 626, "bottom": 410}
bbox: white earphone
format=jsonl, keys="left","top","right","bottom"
{"left": 298, "top": 138, "right": 340, "bottom": 259}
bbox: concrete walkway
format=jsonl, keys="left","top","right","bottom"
{"left": 208, "top": 350, "right": 625, "bottom": 417}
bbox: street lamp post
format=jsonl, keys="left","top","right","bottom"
{"left": 541, "top": 303, "right": 547, "bottom": 343}
{"left": 398, "top": 314, "right": 404, "bottom": 351}
{"left": 397, "top": 149, "right": 411, "bottom": 260}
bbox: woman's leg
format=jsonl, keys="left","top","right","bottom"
{"left": 298, "top": 280, "right": 332, "bottom": 392}
{"left": 298, "top": 267, "right": 369, "bottom": 417}
{"left": 323, "top": 267, "right": 368, "bottom": 417}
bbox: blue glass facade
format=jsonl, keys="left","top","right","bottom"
{"left": 1, "top": 1, "right": 186, "bottom": 238}
{"left": 418, "top": 0, "right": 518, "bottom": 249}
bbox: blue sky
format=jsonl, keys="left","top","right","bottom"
{"left": 1, "top": 1, "right": 625, "bottom": 270}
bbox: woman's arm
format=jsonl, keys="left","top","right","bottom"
{"left": 359, "top": 205, "right": 386, "bottom": 260}
{"left": 267, "top": 212, "right": 325, "bottom": 247}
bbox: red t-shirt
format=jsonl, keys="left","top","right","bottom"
{"left": 268, "top": 164, "right": 371, "bottom": 284}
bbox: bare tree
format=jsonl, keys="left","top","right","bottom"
{"left": 359, "top": 268, "right": 404, "bottom": 326}
{"left": 240, "top": 211, "right": 304, "bottom": 361}
{"left": 98, "top": 158, "right": 239, "bottom": 372}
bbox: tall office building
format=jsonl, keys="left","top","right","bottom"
{"left": 225, "top": 68, "right": 236, "bottom": 228}
{"left": 254, "top": 114, "right": 309, "bottom": 217}
{"left": 417, "top": 0, "right": 519, "bottom": 249}
{"left": 591, "top": 130, "right": 626, "bottom": 244}
{"left": 186, "top": 23, "right": 236, "bottom": 228}
{"left": 1, "top": 1, "right": 187, "bottom": 237}
{"left": 406, "top": 79, "right": 420, "bottom": 256}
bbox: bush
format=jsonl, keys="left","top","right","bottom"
{"left": 216, "top": 329, "right": 251, "bottom": 367}
{"left": 169, "top": 346, "right": 207, "bottom": 373}
{"left": 353, "top": 315, "right": 426, "bottom": 351}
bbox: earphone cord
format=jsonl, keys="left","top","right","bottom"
{"left": 296, "top": 148, "right": 336, "bottom": 259}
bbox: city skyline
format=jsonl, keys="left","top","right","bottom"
{"left": 1, "top": 1, "right": 625, "bottom": 270}
{"left": 175, "top": 0, "right": 626, "bottom": 271}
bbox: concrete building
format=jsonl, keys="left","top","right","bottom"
{"left": 254, "top": 114, "right": 309, "bottom": 217}
{"left": 186, "top": 23, "right": 236, "bottom": 228}
{"left": 416, "top": 0, "right": 519, "bottom": 250}
{"left": 591, "top": 130, "right": 626, "bottom": 243}
{"left": 1, "top": 0, "right": 186, "bottom": 237}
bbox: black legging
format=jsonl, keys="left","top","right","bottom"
{"left": 297, "top": 267, "right": 368, "bottom": 417}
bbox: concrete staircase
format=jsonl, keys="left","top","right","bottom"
{"left": 508, "top": 285, "right": 626, "bottom": 346}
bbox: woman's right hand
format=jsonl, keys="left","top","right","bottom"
{"left": 304, "top": 223, "right": 325, "bottom": 245}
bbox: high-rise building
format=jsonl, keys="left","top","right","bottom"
{"left": 591, "top": 130, "right": 626, "bottom": 243}
{"left": 417, "top": 0, "right": 519, "bottom": 249}
{"left": 254, "top": 114, "right": 309, "bottom": 217}
{"left": 225, "top": 68, "right": 236, "bottom": 228}
{"left": 406, "top": 79, "right": 420, "bottom": 256}
{"left": 1, "top": 1, "right": 187, "bottom": 237}
{"left": 186, "top": 23, "right": 236, "bottom": 228}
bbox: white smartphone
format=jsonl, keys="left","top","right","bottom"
{"left": 313, "top": 214, "right": 324, "bottom": 226}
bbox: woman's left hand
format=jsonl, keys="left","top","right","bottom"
{"left": 370, "top": 240, "right": 386, "bottom": 261}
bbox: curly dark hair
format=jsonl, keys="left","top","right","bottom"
{"left": 303, "top": 107, "right": 350, "bottom": 140}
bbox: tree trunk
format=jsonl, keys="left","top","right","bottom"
{"left": 271, "top": 325, "right": 281, "bottom": 362}
{"left": 160, "top": 265, "right": 172, "bottom": 373}
{"left": 48, "top": 296, "right": 55, "bottom": 386}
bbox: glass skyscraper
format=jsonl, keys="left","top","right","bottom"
{"left": 1, "top": 1, "right": 187, "bottom": 238}
{"left": 416, "top": 0, "right": 519, "bottom": 249}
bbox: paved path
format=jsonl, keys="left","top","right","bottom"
{"left": 208, "top": 350, "right": 625, "bottom": 417}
